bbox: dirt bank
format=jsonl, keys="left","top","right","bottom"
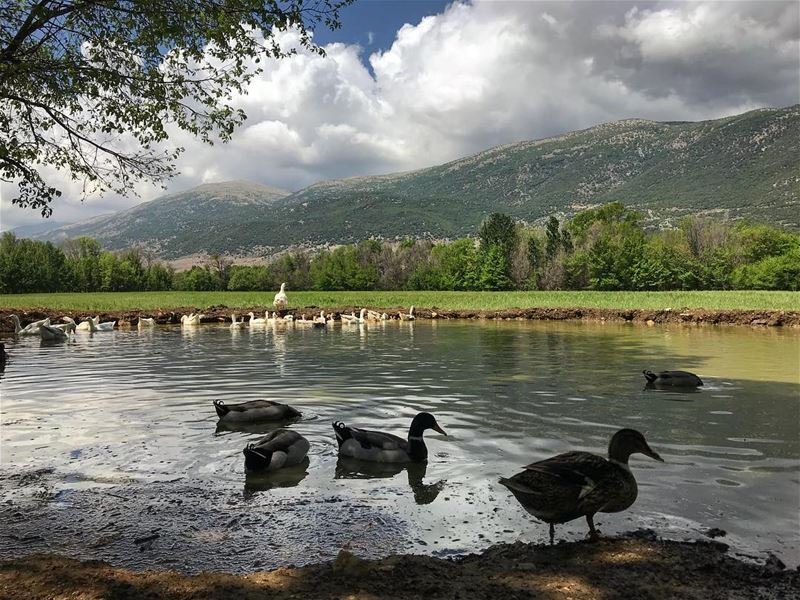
{"left": 2, "top": 306, "right": 799, "bottom": 332}
{"left": 0, "top": 537, "right": 795, "bottom": 600}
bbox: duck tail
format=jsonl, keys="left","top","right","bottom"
{"left": 243, "top": 445, "right": 273, "bottom": 471}
{"left": 642, "top": 370, "right": 657, "bottom": 383}
{"left": 213, "top": 400, "right": 229, "bottom": 419}
{"left": 332, "top": 421, "right": 351, "bottom": 447}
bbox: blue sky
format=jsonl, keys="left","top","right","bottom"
{"left": 2, "top": 0, "right": 798, "bottom": 229}
{"left": 313, "top": 0, "right": 452, "bottom": 55}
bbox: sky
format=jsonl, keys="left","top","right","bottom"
{"left": 1, "top": 0, "right": 798, "bottom": 230}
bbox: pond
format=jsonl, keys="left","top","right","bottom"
{"left": 1, "top": 320, "right": 798, "bottom": 572}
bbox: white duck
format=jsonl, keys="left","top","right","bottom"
{"left": 180, "top": 313, "right": 202, "bottom": 326}
{"left": 39, "top": 322, "right": 75, "bottom": 341}
{"left": 266, "top": 312, "right": 278, "bottom": 325}
{"left": 138, "top": 317, "right": 156, "bottom": 328}
{"left": 75, "top": 316, "right": 100, "bottom": 331}
{"left": 51, "top": 316, "right": 76, "bottom": 332}
{"left": 96, "top": 319, "right": 116, "bottom": 331}
{"left": 273, "top": 282, "right": 288, "bottom": 311}
{"left": 248, "top": 311, "right": 267, "bottom": 326}
{"left": 399, "top": 306, "right": 416, "bottom": 321}
{"left": 366, "top": 309, "right": 383, "bottom": 322}
{"left": 313, "top": 311, "right": 327, "bottom": 327}
{"left": 10, "top": 314, "right": 50, "bottom": 336}
{"left": 230, "top": 313, "right": 247, "bottom": 329}
{"left": 341, "top": 308, "right": 366, "bottom": 325}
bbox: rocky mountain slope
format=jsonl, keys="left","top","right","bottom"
{"left": 29, "top": 106, "right": 800, "bottom": 258}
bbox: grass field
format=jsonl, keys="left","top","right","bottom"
{"left": 0, "top": 290, "right": 798, "bottom": 312}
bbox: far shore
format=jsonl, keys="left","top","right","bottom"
{"left": 1, "top": 304, "right": 799, "bottom": 331}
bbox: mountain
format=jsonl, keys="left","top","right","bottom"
{"left": 33, "top": 181, "right": 291, "bottom": 256}
{"left": 31, "top": 106, "right": 800, "bottom": 258}
{"left": 10, "top": 220, "right": 73, "bottom": 237}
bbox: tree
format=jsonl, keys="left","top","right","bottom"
{"left": 545, "top": 216, "right": 561, "bottom": 259}
{"left": 1, "top": 0, "right": 352, "bottom": 216}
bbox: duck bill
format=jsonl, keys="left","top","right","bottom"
{"left": 432, "top": 423, "right": 447, "bottom": 436}
{"left": 644, "top": 447, "right": 664, "bottom": 462}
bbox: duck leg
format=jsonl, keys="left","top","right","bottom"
{"left": 549, "top": 523, "right": 555, "bottom": 545}
{"left": 586, "top": 514, "right": 599, "bottom": 541}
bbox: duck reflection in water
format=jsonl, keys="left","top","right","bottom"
{"left": 335, "top": 457, "right": 446, "bottom": 505}
{"left": 244, "top": 457, "right": 310, "bottom": 494}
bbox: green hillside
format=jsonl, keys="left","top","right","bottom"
{"left": 34, "top": 106, "right": 800, "bottom": 258}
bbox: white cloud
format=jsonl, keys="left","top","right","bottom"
{"left": 2, "top": 0, "right": 797, "bottom": 231}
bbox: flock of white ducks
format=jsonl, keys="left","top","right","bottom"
{"left": 10, "top": 314, "right": 117, "bottom": 340}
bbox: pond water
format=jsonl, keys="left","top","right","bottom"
{"left": 1, "top": 320, "right": 798, "bottom": 572}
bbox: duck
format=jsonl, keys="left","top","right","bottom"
{"left": 366, "top": 309, "right": 383, "bottom": 322}
{"left": 312, "top": 311, "right": 327, "bottom": 327}
{"left": 499, "top": 428, "right": 664, "bottom": 544}
{"left": 295, "top": 314, "right": 313, "bottom": 326}
{"left": 10, "top": 314, "right": 50, "bottom": 336}
{"left": 39, "top": 322, "right": 75, "bottom": 341}
{"left": 230, "top": 313, "right": 247, "bottom": 329}
{"left": 247, "top": 311, "right": 267, "bottom": 326}
{"left": 266, "top": 312, "right": 278, "bottom": 325}
{"left": 333, "top": 412, "right": 447, "bottom": 463}
{"left": 213, "top": 399, "right": 301, "bottom": 424}
{"left": 399, "top": 306, "right": 415, "bottom": 321}
{"left": 643, "top": 370, "right": 703, "bottom": 388}
{"left": 243, "top": 429, "right": 310, "bottom": 472}
{"left": 180, "top": 313, "right": 202, "bottom": 326}
{"left": 138, "top": 317, "right": 156, "bottom": 328}
{"left": 273, "top": 282, "right": 288, "bottom": 311}
{"left": 341, "top": 308, "right": 366, "bottom": 325}
{"left": 75, "top": 316, "right": 100, "bottom": 331}
{"left": 51, "top": 316, "right": 76, "bottom": 332}
{"left": 96, "top": 319, "right": 116, "bottom": 331}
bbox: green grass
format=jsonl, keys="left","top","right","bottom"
{"left": 1, "top": 290, "right": 798, "bottom": 312}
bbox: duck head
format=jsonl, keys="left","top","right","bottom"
{"left": 608, "top": 428, "right": 663, "bottom": 464}
{"left": 409, "top": 412, "right": 447, "bottom": 438}
{"left": 642, "top": 370, "right": 658, "bottom": 383}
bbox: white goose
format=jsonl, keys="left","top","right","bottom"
{"left": 273, "top": 282, "right": 288, "bottom": 311}
{"left": 248, "top": 311, "right": 267, "bottom": 326}
{"left": 295, "top": 314, "right": 313, "bottom": 327}
{"left": 138, "top": 317, "right": 156, "bottom": 328}
{"left": 10, "top": 314, "right": 50, "bottom": 336}
{"left": 180, "top": 313, "right": 202, "bottom": 326}
{"left": 96, "top": 319, "right": 116, "bottom": 331}
{"left": 399, "top": 306, "right": 416, "bottom": 321}
{"left": 230, "top": 313, "right": 247, "bottom": 329}
{"left": 341, "top": 308, "right": 366, "bottom": 325}
{"left": 75, "top": 316, "right": 100, "bottom": 331}
{"left": 51, "top": 316, "right": 77, "bottom": 332}
{"left": 313, "top": 311, "right": 327, "bottom": 327}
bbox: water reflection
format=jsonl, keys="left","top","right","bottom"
{"left": 335, "top": 457, "right": 445, "bottom": 505}
{"left": 244, "top": 457, "right": 310, "bottom": 493}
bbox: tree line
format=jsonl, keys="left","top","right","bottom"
{"left": 2, "top": 203, "right": 798, "bottom": 294}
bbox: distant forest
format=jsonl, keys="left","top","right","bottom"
{"left": 2, "top": 203, "right": 798, "bottom": 294}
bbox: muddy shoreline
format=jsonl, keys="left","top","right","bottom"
{"left": 0, "top": 537, "right": 796, "bottom": 600}
{"left": 2, "top": 305, "right": 799, "bottom": 332}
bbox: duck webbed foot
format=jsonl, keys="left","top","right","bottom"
{"left": 586, "top": 514, "right": 600, "bottom": 541}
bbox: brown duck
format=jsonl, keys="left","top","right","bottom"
{"left": 499, "top": 428, "right": 663, "bottom": 544}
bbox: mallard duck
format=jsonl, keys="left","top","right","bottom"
{"left": 213, "top": 399, "right": 301, "bottom": 423}
{"left": 230, "top": 313, "right": 247, "bottom": 329}
{"left": 138, "top": 317, "right": 156, "bottom": 328}
{"left": 399, "top": 306, "right": 415, "bottom": 321}
{"left": 243, "top": 429, "right": 310, "bottom": 472}
{"left": 643, "top": 370, "right": 703, "bottom": 388}
{"left": 333, "top": 412, "right": 447, "bottom": 463}
{"left": 499, "top": 428, "right": 663, "bottom": 544}
{"left": 39, "top": 322, "right": 75, "bottom": 341}
{"left": 273, "top": 282, "right": 288, "bottom": 311}
{"left": 10, "top": 314, "right": 50, "bottom": 336}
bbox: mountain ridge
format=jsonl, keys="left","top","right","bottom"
{"left": 24, "top": 105, "right": 800, "bottom": 258}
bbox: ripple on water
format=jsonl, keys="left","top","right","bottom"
{"left": 0, "top": 320, "right": 798, "bottom": 569}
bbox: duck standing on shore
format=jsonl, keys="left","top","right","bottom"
{"left": 499, "top": 428, "right": 664, "bottom": 544}
{"left": 273, "top": 283, "right": 288, "bottom": 311}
